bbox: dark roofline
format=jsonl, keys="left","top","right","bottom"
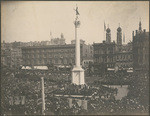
{"left": 21, "top": 44, "right": 84, "bottom": 49}
{"left": 93, "top": 42, "right": 116, "bottom": 46}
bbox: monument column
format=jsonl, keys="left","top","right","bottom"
{"left": 75, "top": 17, "right": 80, "bottom": 68}
{"left": 72, "top": 5, "right": 85, "bottom": 85}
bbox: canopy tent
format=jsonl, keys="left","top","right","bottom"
{"left": 21, "top": 66, "right": 48, "bottom": 70}
{"left": 21, "top": 66, "right": 32, "bottom": 70}
{"left": 34, "top": 66, "right": 48, "bottom": 70}
{"left": 107, "top": 68, "right": 115, "bottom": 71}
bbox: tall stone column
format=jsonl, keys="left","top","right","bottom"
{"left": 72, "top": 6, "right": 85, "bottom": 85}
{"left": 75, "top": 19, "right": 80, "bottom": 68}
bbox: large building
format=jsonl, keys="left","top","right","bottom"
{"left": 93, "top": 41, "right": 116, "bottom": 68}
{"left": 115, "top": 42, "right": 133, "bottom": 69}
{"left": 93, "top": 25, "right": 133, "bottom": 74}
{"left": 21, "top": 43, "right": 93, "bottom": 67}
{"left": 132, "top": 21, "right": 149, "bottom": 71}
{"left": 1, "top": 41, "right": 22, "bottom": 68}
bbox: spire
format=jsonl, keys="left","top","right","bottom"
{"left": 50, "top": 31, "right": 53, "bottom": 39}
{"left": 139, "top": 18, "right": 142, "bottom": 31}
{"left": 61, "top": 33, "right": 64, "bottom": 38}
{"left": 104, "top": 21, "right": 106, "bottom": 31}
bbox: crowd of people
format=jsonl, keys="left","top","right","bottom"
{"left": 1, "top": 65, "right": 149, "bottom": 115}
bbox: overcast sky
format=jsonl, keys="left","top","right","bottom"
{"left": 1, "top": 1, "right": 149, "bottom": 44}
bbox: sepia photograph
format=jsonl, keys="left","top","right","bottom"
{"left": 1, "top": 1, "right": 149, "bottom": 115}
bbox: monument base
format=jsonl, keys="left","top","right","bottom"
{"left": 72, "top": 66, "right": 85, "bottom": 85}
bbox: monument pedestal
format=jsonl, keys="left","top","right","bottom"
{"left": 72, "top": 66, "right": 85, "bottom": 85}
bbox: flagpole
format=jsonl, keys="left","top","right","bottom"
{"left": 41, "top": 77, "right": 45, "bottom": 115}
{"left": 104, "top": 21, "right": 106, "bottom": 41}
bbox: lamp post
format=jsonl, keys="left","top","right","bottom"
{"left": 41, "top": 77, "right": 45, "bottom": 115}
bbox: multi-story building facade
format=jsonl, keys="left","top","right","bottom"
{"left": 1, "top": 42, "right": 22, "bottom": 68}
{"left": 93, "top": 27, "right": 116, "bottom": 69}
{"left": 115, "top": 42, "right": 133, "bottom": 69}
{"left": 93, "top": 26, "right": 133, "bottom": 74}
{"left": 1, "top": 48, "right": 11, "bottom": 67}
{"left": 132, "top": 21, "right": 149, "bottom": 71}
{"left": 10, "top": 48, "right": 22, "bottom": 68}
{"left": 82, "top": 44, "right": 93, "bottom": 68}
{"left": 21, "top": 43, "right": 92, "bottom": 67}
{"left": 93, "top": 41, "right": 116, "bottom": 68}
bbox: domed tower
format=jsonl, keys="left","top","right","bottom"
{"left": 117, "top": 26, "right": 122, "bottom": 45}
{"left": 106, "top": 27, "right": 111, "bottom": 43}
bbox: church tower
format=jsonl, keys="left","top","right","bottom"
{"left": 117, "top": 25, "right": 122, "bottom": 45}
{"left": 106, "top": 27, "right": 111, "bottom": 43}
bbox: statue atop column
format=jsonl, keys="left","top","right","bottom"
{"left": 74, "top": 5, "right": 80, "bottom": 16}
{"left": 74, "top": 5, "right": 80, "bottom": 28}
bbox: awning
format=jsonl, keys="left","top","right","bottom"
{"left": 21, "top": 66, "right": 32, "bottom": 70}
{"left": 107, "top": 68, "right": 115, "bottom": 71}
{"left": 127, "top": 70, "right": 133, "bottom": 72}
{"left": 34, "top": 66, "right": 48, "bottom": 70}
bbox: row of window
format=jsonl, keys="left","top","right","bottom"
{"left": 107, "top": 64, "right": 114, "bottom": 68}
{"left": 94, "top": 50, "right": 114, "bottom": 54}
{"left": 22, "top": 49, "right": 75, "bottom": 54}
{"left": 116, "top": 63, "right": 133, "bottom": 68}
{"left": 24, "top": 58, "right": 75, "bottom": 65}
{"left": 94, "top": 58, "right": 114, "bottom": 63}
{"left": 94, "top": 55, "right": 133, "bottom": 63}
{"left": 23, "top": 53, "right": 75, "bottom": 59}
{"left": 116, "top": 54, "right": 133, "bottom": 60}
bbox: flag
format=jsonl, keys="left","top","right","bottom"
{"left": 104, "top": 21, "right": 106, "bottom": 31}
{"left": 123, "top": 33, "right": 125, "bottom": 43}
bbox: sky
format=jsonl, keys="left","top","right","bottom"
{"left": 1, "top": 1, "right": 149, "bottom": 44}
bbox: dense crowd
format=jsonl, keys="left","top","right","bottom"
{"left": 1, "top": 66, "right": 149, "bottom": 115}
